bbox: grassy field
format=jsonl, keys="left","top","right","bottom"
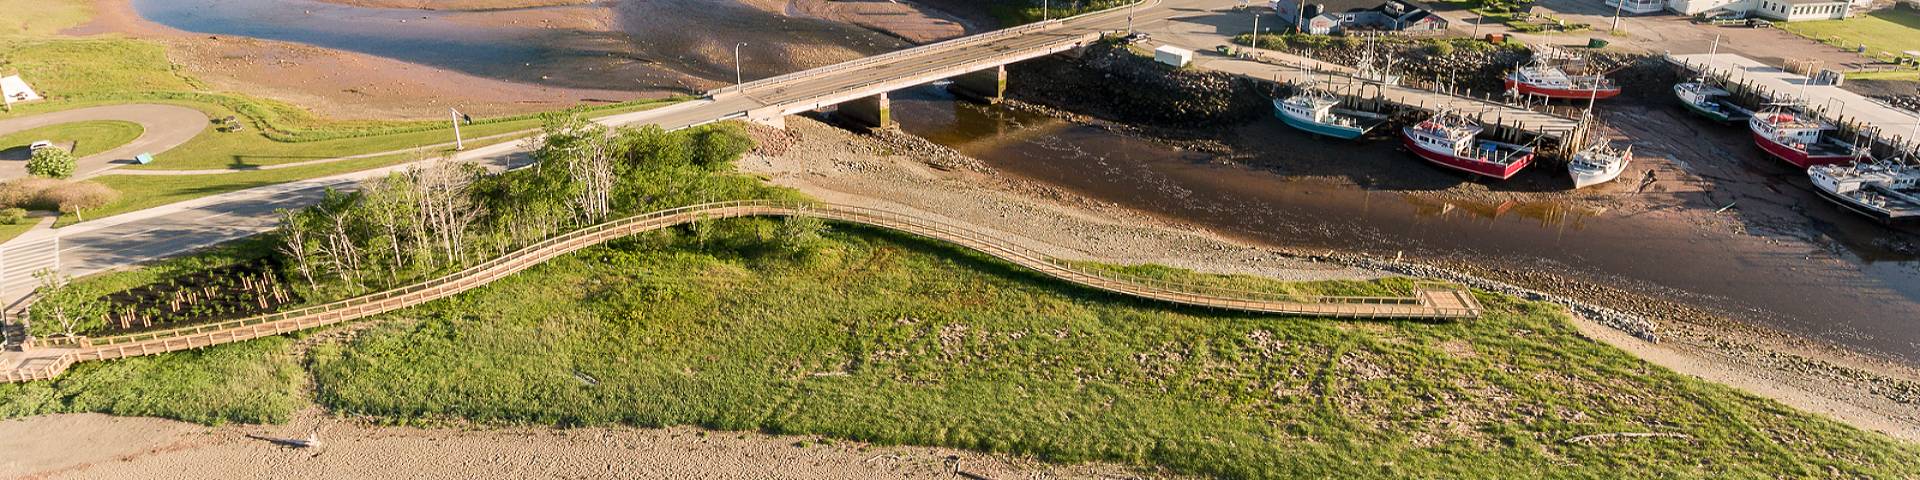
{"left": 0, "top": 0, "right": 96, "bottom": 38}
{"left": 1781, "top": 8, "right": 1920, "bottom": 59}
{"left": 294, "top": 224, "right": 1920, "bottom": 478}
{"left": 0, "top": 120, "right": 143, "bottom": 157}
{"left": 0, "top": 337, "right": 301, "bottom": 425}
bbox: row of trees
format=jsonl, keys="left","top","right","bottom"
{"left": 23, "top": 114, "right": 789, "bottom": 339}
{"left": 272, "top": 114, "right": 774, "bottom": 297}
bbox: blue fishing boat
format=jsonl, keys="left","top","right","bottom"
{"left": 1273, "top": 89, "right": 1387, "bottom": 140}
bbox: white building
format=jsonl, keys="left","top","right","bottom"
{"left": 1749, "top": 0, "right": 1851, "bottom": 20}
{"left": 1606, "top": 0, "right": 1668, "bottom": 14}
{"left": 1663, "top": 0, "right": 1860, "bottom": 18}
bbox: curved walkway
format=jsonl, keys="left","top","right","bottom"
{"left": 0, "top": 104, "right": 208, "bottom": 180}
{"left": 0, "top": 200, "right": 1481, "bottom": 383}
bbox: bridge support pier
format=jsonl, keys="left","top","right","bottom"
{"left": 950, "top": 65, "right": 1007, "bottom": 104}
{"left": 839, "top": 92, "right": 895, "bottom": 130}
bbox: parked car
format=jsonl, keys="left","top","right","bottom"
{"left": 28, "top": 140, "right": 53, "bottom": 151}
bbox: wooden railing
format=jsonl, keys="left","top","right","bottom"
{"left": 8, "top": 200, "right": 1480, "bottom": 382}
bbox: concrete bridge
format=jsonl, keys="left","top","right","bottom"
{"left": 603, "top": 0, "right": 1167, "bottom": 131}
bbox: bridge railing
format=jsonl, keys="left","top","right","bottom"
{"left": 706, "top": 0, "right": 1146, "bottom": 98}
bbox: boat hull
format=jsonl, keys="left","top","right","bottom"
{"left": 1678, "top": 95, "right": 1738, "bottom": 123}
{"left": 1750, "top": 130, "right": 1855, "bottom": 169}
{"left": 1507, "top": 79, "right": 1622, "bottom": 100}
{"left": 1401, "top": 129, "right": 1532, "bottom": 180}
{"left": 1275, "top": 106, "right": 1369, "bottom": 140}
{"left": 1810, "top": 182, "right": 1901, "bottom": 223}
{"left": 1570, "top": 167, "right": 1623, "bottom": 189}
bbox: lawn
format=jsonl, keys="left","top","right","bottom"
{"left": 0, "top": 337, "right": 301, "bottom": 425}
{"left": 0, "top": 120, "right": 143, "bottom": 157}
{"left": 1781, "top": 8, "right": 1920, "bottom": 59}
{"left": 0, "top": 0, "right": 95, "bottom": 38}
{"left": 299, "top": 224, "right": 1920, "bottom": 479}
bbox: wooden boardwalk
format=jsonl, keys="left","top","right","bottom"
{"left": 0, "top": 201, "right": 1481, "bottom": 383}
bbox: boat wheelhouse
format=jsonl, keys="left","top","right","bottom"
{"left": 1401, "top": 112, "right": 1535, "bottom": 180}
{"left": 1748, "top": 107, "right": 1862, "bottom": 168}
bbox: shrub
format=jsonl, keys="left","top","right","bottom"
{"left": 0, "top": 208, "right": 25, "bottom": 225}
{"left": 27, "top": 147, "right": 76, "bottom": 179}
{"left": 42, "top": 181, "right": 119, "bottom": 221}
{"left": 0, "top": 177, "right": 65, "bottom": 210}
{"left": 1425, "top": 40, "right": 1455, "bottom": 57}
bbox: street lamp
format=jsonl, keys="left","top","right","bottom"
{"left": 1043, "top": 0, "right": 1050, "bottom": 21}
{"left": 733, "top": 42, "right": 748, "bottom": 88}
{"left": 1251, "top": 10, "right": 1261, "bottom": 50}
{"left": 1610, "top": 0, "right": 1624, "bottom": 33}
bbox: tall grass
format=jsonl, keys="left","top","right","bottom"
{"left": 0, "top": 337, "right": 301, "bottom": 425}
{"left": 309, "top": 223, "right": 1920, "bottom": 478}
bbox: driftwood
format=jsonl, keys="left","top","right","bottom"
{"left": 1562, "top": 432, "right": 1693, "bottom": 444}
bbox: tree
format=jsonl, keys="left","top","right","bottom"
{"left": 275, "top": 208, "right": 320, "bottom": 288}
{"left": 27, "top": 147, "right": 76, "bottom": 179}
{"left": 410, "top": 160, "right": 485, "bottom": 267}
{"left": 42, "top": 181, "right": 118, "bottom": 221}
{"left": 28, "top": 270, "right": 108, "bottom": 339}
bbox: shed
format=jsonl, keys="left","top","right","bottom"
{"left": 1155, "top": 45, "right": 1193, "bottom": 68}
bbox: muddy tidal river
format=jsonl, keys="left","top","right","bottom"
{"left": 889, "top": 87, "right": 1920, "bottom": 365}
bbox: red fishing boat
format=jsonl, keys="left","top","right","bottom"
{"left": 1505, "top": 62, "right": 1620, "bottom": 100}
{"left": 1747, "top": 106, "right": 1863, "bottom": 169}
{"left": 1401, "top": 112, "right": 1535, "bottom": 180}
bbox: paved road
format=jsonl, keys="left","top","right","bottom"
{"left": 0, "top": 1, "right": 1179, "bottom": 304}
{"left": 0, "top": 104, "right": 208, "bottom": 180}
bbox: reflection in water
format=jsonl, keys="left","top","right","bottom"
{"left": 886, "top": 86, "right": 1920, "bottom": 364}
{"left": 132, "top": 0, "right": 906, "bottom": 91}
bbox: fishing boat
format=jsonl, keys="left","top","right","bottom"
{"left": 1673, "top": 82, "right": 1749, "bottom": 123}
{"left": 1401, "top": 112, "right": 1536, "bottom": 180}
{"left": 1568, "top": 141, "right": 1633, "bottom": 189}
{"left": 1505, "top": 61, "right": 1621, "bottom": 100}
{"left": 1747, "top": 106, "right": 1863, "bottom": 168}
{"left": 1274, "top": 86, "right": 1388, "bottom": 140}
{"left": 1672, "top": 34, "right": 1749, "bottom": 123}
{"left": 1808, "top": 160, "right": 1920, "bottom": 223}
{"left": 1353, "top": 39, "right": 1401, "bottom": 85}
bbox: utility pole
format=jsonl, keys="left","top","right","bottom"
{"left": 450, "top": 108, "right": 465, "bottom": 151}
{"left": 1296, "top": 0, "right": 1307, "bottom": 33}
{"left": 1251, "top": 10, "right": 1261, "bottom": 50}
{"left": 1610, "top": 0, "right": 1624, "bottom": 33}
{"left": 1043, "top": 0, "right": 1050, "bottom": 21}
{"left": 1128, "top": 2, "right": 1135, "bottom": 33}
{"left": 734, "top": 42, "right": 749, "bottom": 88}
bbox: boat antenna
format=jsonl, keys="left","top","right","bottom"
{"left": 1703, "top": 33, "right": 1720, "bottom": 82}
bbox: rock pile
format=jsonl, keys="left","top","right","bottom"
{"left": 1007, "top": 42, "right": 1270, "bottom": 127}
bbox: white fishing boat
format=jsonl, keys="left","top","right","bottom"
{"left": 1808, "top": 159, "right": 1920, "bottom": 223}
{"left": 1274, "top": 80, "right": 1388, "bottom": 139}
{"left": 1568, "top": 141, "right": 1633, "bottom": 189}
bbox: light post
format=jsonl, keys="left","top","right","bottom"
{"left": 1296, "top": 0, "right": 1307, "bottom": 33}
{"left": 733, "top": 42, "right": 748, "bottom": 88}
{"left": 1128, "top": 2, "right": 1135, "bottom": 33}
{"left": 449, "top": 108, "right": 465, "bottom": 150}
{"left": 1043, "top": 0, "right": 1050, "bottom": 21}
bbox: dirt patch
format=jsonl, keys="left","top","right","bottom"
{"left": 313, "top": 0, "right": 592, "bottom": 9}
{"left": 783, "top": 0, "right": 979, "bottom": 43}
{"left": 0, "top": 412, "right": 1187, "bottom": 480}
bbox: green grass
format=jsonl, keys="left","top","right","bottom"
{"left": 298, "top": 224, "right": 1920, "bottom": 478}
{"left": 0, "top": 337, "right": 301, "bottom": 425}
{"left": 1781, "top": 8, "right": 1920, "bottom": 59}
{"left": 0, "top": 0, "right": 97, "bottom": 39}
{"left": 0, "top": 218, "right": 40, "bottom": 244}
{"left": 0, "top": 120, "right": 143, "bottom": 157}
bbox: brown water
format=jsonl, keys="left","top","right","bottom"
{"left": 889, "top": 87, "right": 1920, "bottom": 364}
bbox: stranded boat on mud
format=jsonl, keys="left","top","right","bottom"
{"left": 1402, "top": 112, "right": 1536, "bottom": 180}
{"left": 1748, "top": 106, "right": 1864, "bottom": 168}
{"left": 1809, "top": 160, "right": 1920, "bottom": 223}
{"left": 1274, "top": 86, "right": 1388, "bottom": 140}
{"left": 1673, "top": 82, "right": 1749, "bottom": 123}
{"left": 1568, "top": 141, "right": 1633, "bottom": 189}
{"left": 1506, "top": 61, "right": 1620, "bottom": 100}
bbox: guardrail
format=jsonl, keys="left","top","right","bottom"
{"left": 706, "top": 0, "right": 1147, "bottom": 98}
{"left": 10, "top": 200, "right": 1478, "bottom": 382}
